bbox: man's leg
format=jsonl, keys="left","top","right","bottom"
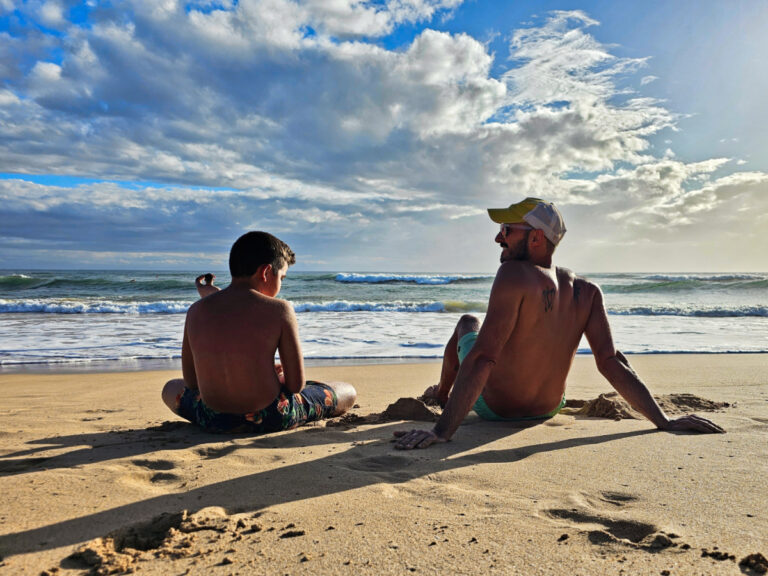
{"left": 433, "top": 314, "right": 481, "bottom": 404}
{"left": 162, "top": 378, "right": 188, "bottom": 415}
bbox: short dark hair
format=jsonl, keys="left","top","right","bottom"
{"left": 229, "top": 231, "right": 296, "bottom": 278}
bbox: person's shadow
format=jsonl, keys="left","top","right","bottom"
{"left": 0, "top": 416, "right": 652, "bottom": 558}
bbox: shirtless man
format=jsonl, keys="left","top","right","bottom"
{"left": 162, "top": 231, "right": 356, "bottom": 434}
{"left": 395, "top": 198, "right": 724, "bottom": 450}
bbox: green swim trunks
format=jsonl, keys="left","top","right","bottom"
{"left": 457, "top": 331, "right": 566, "bottom": 422}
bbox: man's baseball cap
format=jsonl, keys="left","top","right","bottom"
{"left": 487, "top": 197, "right": 566, "bottom": 246}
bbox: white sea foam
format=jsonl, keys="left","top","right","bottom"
{"left": 0, "top": 299, "right": 191, "bottom": 314}
{"left": 610, "top": 305, "right": 768, "bottom": 317}
{"left": 1, "top": 269, "right": 766, "bottom": 368}
{"left": 641, "top": 273, "right": 765, "bottom": 282}
{"left": 292, "top": 300, "right": 446, "bottom": 313}
{"left": 335, "top": 273, "right": 489, "bottom": 285}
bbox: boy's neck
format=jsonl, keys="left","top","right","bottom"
{"left": 229, "top": 275, "right": 268, "bottom": 294}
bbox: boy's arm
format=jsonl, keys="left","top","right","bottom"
{"left": 181, "top": 317, "right": 198, "bottom": 391}
{"left": 277, "top": 302, "right": 305, "bottom": 394}
{"left": 584, "top": 286, "right": 724, "bottom": 433}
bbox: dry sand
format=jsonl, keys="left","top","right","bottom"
{"left": 1, "top": 354, "right": 767, "bottom": 575}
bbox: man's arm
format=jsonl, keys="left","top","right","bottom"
{"left": 395, "top": 265, "right": 523, "bottom": 449}
{"left": 584, "top": 286, "right": 724, "bottom": 433}
{"left": 277, "top": 302, "right": 305, "bottom": 394}
{"left": 181, "top": 316, "right": 198, "bottom": 391}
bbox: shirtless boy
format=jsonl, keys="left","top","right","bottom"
{"left": 195, "top": 273, "right": 218, "bottom": 298}
{"left": 163, "top": 231, "right": 356, "bottom": 433}
{"left": 395, "top": 198, "right": 724, "bottom": 449}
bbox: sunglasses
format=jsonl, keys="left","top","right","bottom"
{"left": 499, "top": 223, "right": 533, "bottom": 236}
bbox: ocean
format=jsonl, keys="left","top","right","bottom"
{"left": 1, "top": 270, "right": 766, "bottom": 372}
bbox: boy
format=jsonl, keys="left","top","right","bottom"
{"left": 162, "top": 231, "right": 356, "bottom": 433}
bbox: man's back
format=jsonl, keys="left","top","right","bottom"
{"left": 481, "top": 262, "right": 597, "bottom": 417}
{"left": 184, "top": 286, "right": 290, "bottom": 413}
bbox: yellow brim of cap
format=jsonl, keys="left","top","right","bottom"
{"left": 487, "top": 197, "right": 544, "bottom": 223}
{"left": 487, "top": 208, "right": 526, "bottom": 223}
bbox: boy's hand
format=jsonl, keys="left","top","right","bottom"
{"left": 274, "top": 363, "right": 285, "bottom": 384}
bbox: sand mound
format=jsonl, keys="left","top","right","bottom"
{"left": 418, "top": 394, "right": 443, "bottom": 407}
{"left": 654, "top": 393, "right": 730, "bottom": 414}
{"left": 564, "top": 392, "right": 730, "bottom": 421}
{"left": 379, "top": 397, "right": 441, "bottom": 422}
{"left": 564, "top": 393, "right": 641, "bottom": 420}
{"left": 325, "top": 398, "right": 441, "bottom": 428}
{"left": 64, "top": 508, "right": 242, "bottom": 575}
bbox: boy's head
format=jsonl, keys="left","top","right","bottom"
{"left": 229, "top": 231, "right": 296, "bottom": 279}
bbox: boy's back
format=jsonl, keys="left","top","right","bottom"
{"left": 184, "top": 285, "right": 296, "bottom": 413}
{"left": 163, "top": 230, "right": 354, "bottom": 434}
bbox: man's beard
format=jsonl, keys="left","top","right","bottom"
{"left": 500, "top": 232, "right": 530, "bottom": 263}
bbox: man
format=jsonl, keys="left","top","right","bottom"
{"left": 163, "top": 231, "right": 356, "bottom": 433}
{"left": 395, "top": 198, "right": 723, "bottom": 450}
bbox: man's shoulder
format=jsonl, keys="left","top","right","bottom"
{"left": 496, "top": 259, "right": 538, "bottom": 279}
{"left": 561, "top": 270, "right": 603, "bottom": 307}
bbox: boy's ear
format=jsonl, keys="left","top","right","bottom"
{"left": 256, "top": 264, "right": 272, "bottom": 283}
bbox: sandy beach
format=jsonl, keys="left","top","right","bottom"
{"left": 1, "top": 354, "right": 766, "bottom": 575}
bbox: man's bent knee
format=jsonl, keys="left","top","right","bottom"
{"left": 456, "top": 314, "right": 481, "bottom": 337}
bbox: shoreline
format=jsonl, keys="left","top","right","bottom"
{"left": 1, "top": 355, "right": 766, "bottom": 574}
{"left": 3, "top": 350, "right": 768, "bottom": 376}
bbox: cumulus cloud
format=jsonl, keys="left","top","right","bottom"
{"left": 0, "top": 4, "right": 765, "bottom": 270}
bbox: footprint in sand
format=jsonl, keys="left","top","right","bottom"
{"left": 194, "top": 445, "right": 238, "bottom": 459}
{"left": 128, "top": 459, "right": 181, "bottom": 485}
{"left": 543, "top": 492, "right": 686, "bottom": 553}
{"left": 598, "top": 491, "right": 639, "bottom": 506}
{"left": 0, "top": 456, "right": 50, "bottom": 474}
{"left": 343, "top": 454, "right": 412, "bottom": 474}
{"left": 131, "top": 459, "right": 175, "bottom": 471}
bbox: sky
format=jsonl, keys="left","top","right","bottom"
{"left": 1, "top": 0, "right": 767, "bottom": 273}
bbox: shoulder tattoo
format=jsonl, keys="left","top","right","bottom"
{"left": 574, "top": 283, "right": 581, "bottom": 302}
{"left": 542, "top": 288, "right": 555, "bottom": 312}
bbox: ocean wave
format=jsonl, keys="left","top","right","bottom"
{"left": 292, "top": 300, "right": 445, "bottom": 313}
{"left": 641, "top": 273, "right": 765, "bottom": 282}
{"left": 0, "top": 274, "right": 39, "bottom": 288}
{"left": 602, "top": 273, "right": 768, "bottom": 294}
{"left": 292, "top": 300, "right": 489, "bottom": 313}
{"left": 0, "top": 299, "right": 191, "bottom": 314}
{"left": 334, "top": 273, "right": 491, "bottom": 285}
{"left": 0, "top": 297, "right": 486, "bottom": 315}
{"left": 610, "top": 305, "right": 768, "bottom": 318}
{"left": 0, "top": 274, "right": 196, "bottom": 293}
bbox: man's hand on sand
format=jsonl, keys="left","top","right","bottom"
{"left": 393, "top": 429, "right": 447, "bottom": 450}
{"left": 662, "top": 414, "right": 725, "bottom": 434}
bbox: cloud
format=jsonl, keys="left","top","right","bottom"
{"left": 0, "top": 5, "right": 765, "bottom": 271}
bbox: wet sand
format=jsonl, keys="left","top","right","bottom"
{"left": 1, "top": 354, "right": 767, "bottom": 575}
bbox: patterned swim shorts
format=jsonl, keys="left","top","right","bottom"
{"left": 176, "top": 381, "right": 338, "bottom": 434}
